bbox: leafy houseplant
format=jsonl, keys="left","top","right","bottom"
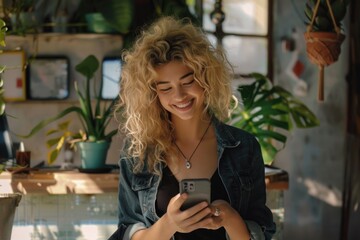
{"left": 71, "top": 0, "right": 133, "bottom": 34}
{"left": 4, "top": 0, "right": 43, "bottom": 35}
{"left": 304, "top": 0, "right": 349, "bottom": 32}
{"left": 22, "top": 55, "right": 118, "bottom": 167}
{"left": 303, "top": 0, "right": 350, "bottom": 101}
{"left": 115, "top": 0, "right": 198, "bottom": 49}
{"left": 0, "top": 19, "right": 8, "bottom": 116}
{"left": 0, "top": 19, "right": 23, "bottom": 240}
{"left": 228, "top": 73, "right": 320, "bottom": 165}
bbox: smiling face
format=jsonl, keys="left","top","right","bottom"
{"left": 155, "top": 61, "right": 206, "bottom": 121}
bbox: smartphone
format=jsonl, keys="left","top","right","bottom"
{"left": 179, "top": 178, "right": 211, "bottom": 210}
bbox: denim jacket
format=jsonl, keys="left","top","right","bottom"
{"left": 112, "top": 119, "right": 276, "bottom": 240}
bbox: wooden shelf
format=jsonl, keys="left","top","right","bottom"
{"left": 6, "top": 33, "right": 123, "bottom": 41}
{"left": 0, "top": 170, "right": 119, "bottom": 194}
{"left": 0, "top": 167, "right": 288, "bottom": 195}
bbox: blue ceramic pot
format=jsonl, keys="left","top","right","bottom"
{"left": 78, "top": 141, "right": 110, "bottom": 169}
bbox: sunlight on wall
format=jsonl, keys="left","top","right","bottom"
{"left": 298, "top": 177, "right": 342, "bottom": 207}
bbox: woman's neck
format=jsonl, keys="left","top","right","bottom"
{"left": 172, "top": 116, "right": 212, "bottom": 142}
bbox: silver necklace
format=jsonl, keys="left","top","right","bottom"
{"left": 173, "top": 122, "right": 212, "bottom": 169}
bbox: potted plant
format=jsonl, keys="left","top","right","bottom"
{"left": 228, "top": 73, "right": 320, "bottom": 165}
{"left": 122, "top": 0, "right": 199, "bottom": 49}
{"left": 303, "top": 0, "right": 350, "bottom": 101}
{"left": 3, "top": 0, "right": 45, "bottom": 35}
{"left": 0, "top": 19, "right": 23, "bottom": 240}
{"left": 0, "top": 191, "right": 22, "bottom": 240}
{"left": 70, "top": 0, "right": 133, "bottom": 34}
{"left": 21, "top": 55, "right": 119, "bottom": 169}
{"left": 0, "top": 19, "right": 8, "bottom": 115}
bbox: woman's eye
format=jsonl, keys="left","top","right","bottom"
{"left": 159, "top": 87, "right": 171, "bottom": 92}
{"left": 183, "top": 80, "right": 195, "bottom": 86}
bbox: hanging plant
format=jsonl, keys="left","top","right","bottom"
{"left": 304, "top": 0, "right": 350, "bottom": 101}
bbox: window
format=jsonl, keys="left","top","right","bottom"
{"left": 193, "top": 0, "right": 272, "bottom": 79}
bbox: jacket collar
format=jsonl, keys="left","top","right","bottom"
{"left": 213, "top": 117, "right": 241, "bottom": 148}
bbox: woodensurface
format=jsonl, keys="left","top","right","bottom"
{"left": 0, "top": 167, "right": 288, "bottom": 194}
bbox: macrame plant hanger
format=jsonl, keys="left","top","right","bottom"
{"left": 304, "top": 0, "right": 345, "bottom": 101}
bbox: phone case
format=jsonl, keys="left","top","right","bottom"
{"left": 179, "top": 178, "right": 211, "bottom": 210}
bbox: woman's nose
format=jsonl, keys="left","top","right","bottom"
{"left": 173, "top": 86, "right": 186, "bottom": 100}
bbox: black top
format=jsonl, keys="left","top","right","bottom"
{"left": 156, "top": 167, "right": 229, "bottom": 240}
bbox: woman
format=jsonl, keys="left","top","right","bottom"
{"left": 110, "top": 16, "right": 275, "bottom": 240}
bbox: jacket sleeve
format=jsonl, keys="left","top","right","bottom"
{"left": 246, "top": 138, "right": 276, "bottom": 240}
{"left": 110, "top": 157, "right": 147, "bottom": 240}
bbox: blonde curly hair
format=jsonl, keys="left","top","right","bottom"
{"left": 116, "top": 16, "right": 234, "bottom": 174}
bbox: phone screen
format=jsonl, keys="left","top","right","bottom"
{"left": 179, "top": 178, "right": 211, "bottom": 210}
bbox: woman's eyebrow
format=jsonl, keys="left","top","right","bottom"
{"left": 156, "top": 71, "right": 194, "bottom": 85}
{"left": 179, "top": 71, "right": 194, "bottom": 80}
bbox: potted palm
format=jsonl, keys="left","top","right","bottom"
{"left": 21, "top": 55, "right": 119, "bottom": 169}
{"left": 228, "top": 73, "right": 320, "bottom": 165}
{"left": 304, "top": 0, "right": 350, "bottom": 101}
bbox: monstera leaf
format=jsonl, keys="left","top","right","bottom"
{"left": 228, "top": 73, "right": 320, "bottom": 164}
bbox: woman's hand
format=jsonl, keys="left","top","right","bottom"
{"left": 206, "top": 200, "right": 251, "bottom": 239}
{"left": 166, "top": 193, "right": 213, "bottom": 233}
{"left": 203, "top": 199, "right": 234, "bottom": 230}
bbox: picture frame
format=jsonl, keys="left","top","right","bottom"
{"left": 0, "top": 50, "right": 26, "bottom": 101}
{"left": 27, "top": 56, "right": 70, "bottom": 100}
{"left": 101, "top": 56, "right": 121, "bottom": 100}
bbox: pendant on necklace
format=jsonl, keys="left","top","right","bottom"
{"left": 185, "top": 160, "right": 192, "bottom": 169}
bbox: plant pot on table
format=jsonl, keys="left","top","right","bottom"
{"left": 0, "top": 193, "right": 22, "bottom": 240}
{"left": 78, "top": 141, "right": 110, "bottom": 169}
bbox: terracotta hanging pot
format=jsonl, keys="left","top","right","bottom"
{"left": 304, "top": 0, "right": 347, "bottom": 101}
{"left": 304, "top": 31, "right": 345, "bottom": 101}
{"left": 304, "top": 31, "right": 345, "bottom": 66}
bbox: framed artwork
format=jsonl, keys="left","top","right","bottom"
{"left": 0, "top": 50, "right": 26, "bottom": 101}
{"left": 27, "top": 56, "right": 70, "bottom": 100}
{"left": 101, "top": 56, "right": 121, "bottom": 100}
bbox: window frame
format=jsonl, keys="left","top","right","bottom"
{"left": 194, "top": 0, "right": 273, "bottom": 80}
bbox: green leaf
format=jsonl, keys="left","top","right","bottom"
{"left": 162, "top": 0, "right": 198, "bottom": 23}
{"left": 0, "top": 19, "right": 7, "bottom": 47}
{"left": 305, "top": 3, "right": 313, "bottom": 22}
{"left": 256, "top": 129, "right": 287, "bottom": 143}
{"left": 48, "top": 149, "right": 60, "bottom": 165}
{"left": 315, "top": 16, "right": 332, "bottom": 31}
{"left": 75, "top": 55, "right": 99, "bottom": 80}
{"left": 258, "top": 139, "right": 279, "bottom": 165}
{"left": 98, "top": 0, "right": 134, "bottom": 34}
{"left": 0, "top": 65, "right": 6, "bottom": 74}
{"left": 59, "top": 120, "right": 71, "bottom": 130}
{"left": 0, "top": 102, "right": 4, "bottom": 115}
{"left": 19, "top": 106, "right": 85, "bottom": 138}
{"left": 331, "top": 0, "right": 347, "bottom": 22}
{"left": 46, "top": 129, "right": 59, "bottom": 136}
{"left": 290, "top": 105, "right": 320, "bottom": 128}
{"left": 46, "top": 137, "right": 62, "bottom": 148}
{"left": 253, "top": 118, "right": 290, "bottom": 130}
